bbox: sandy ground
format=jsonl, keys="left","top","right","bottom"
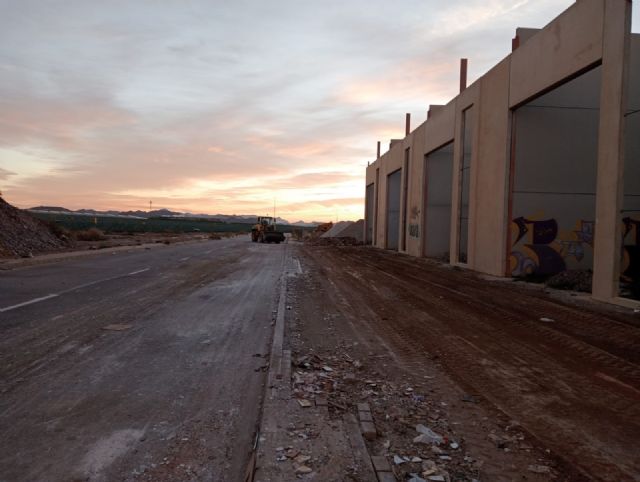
{"left": 284, "top": 244, "right": 640, "bottom": 481}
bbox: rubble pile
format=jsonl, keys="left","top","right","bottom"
{"left": 0, "top": 197, "right": 68, "bottom": 257}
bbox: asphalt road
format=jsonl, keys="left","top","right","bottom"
{"left": 0, "top": 236, "right": 286, "bottom": 482}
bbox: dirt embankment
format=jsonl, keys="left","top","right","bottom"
{"left": 0, "top": 198, "right": 67, "bottom": 257}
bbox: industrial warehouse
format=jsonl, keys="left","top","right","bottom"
{"left": 365, "top": 0, "right": 640, "bottom": 304}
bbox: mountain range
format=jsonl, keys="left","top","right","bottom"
{"left": 28, "top": 206, "right": 320, "bottom": 227}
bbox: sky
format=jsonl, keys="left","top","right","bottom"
{"left": 0, "top": 1, "right": 637, "bottom": 222}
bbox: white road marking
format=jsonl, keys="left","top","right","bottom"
{"left": 204, "top": 250, "right": 213, "bottom": 254}
{"left": 0, "top": 267, "right": 151, "bottom": 313}
{"left": 295, "top": 259, "right": 302, "bottom": 274}
{"left": 0, "top": 294, "right": 59, "bottom": 313}
{"left": 180, "top": 257, "right": 190, "bottom": 261}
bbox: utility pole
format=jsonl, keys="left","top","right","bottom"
{"left": 149, "top": 200, "right": 152, "bottom": 212}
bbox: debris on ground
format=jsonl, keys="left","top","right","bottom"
{"left": 102, "top": 324, "right": 133, "bottom": 331}
{"left": 545, "top": 269, "right": 592, "bottom": 292}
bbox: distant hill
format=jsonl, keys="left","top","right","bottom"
{"left": 27, "top": 206, "right": 318, "bottom": 226}
{"left": 30, "top": 206, "right": 72, "bottom": 212}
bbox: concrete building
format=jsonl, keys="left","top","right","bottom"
{"left": 364, "top": 0, "right": 639, "bottom": 305}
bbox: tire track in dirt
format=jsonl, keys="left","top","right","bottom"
{"left": 304, "top": 246, "right": 640, "bottom": 481}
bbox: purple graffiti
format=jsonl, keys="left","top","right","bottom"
{"left": 513, "top": 217, "right": 558, "bottom": 245}
{"left": 525, "top": 244, "right": 566, "bottom": 275}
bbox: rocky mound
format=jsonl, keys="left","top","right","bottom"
{"left": 0, "top": 197, "right": 67, "bottom": 257}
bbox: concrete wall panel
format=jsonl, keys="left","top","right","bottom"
{"left": 425, "top": 143, "right": 453, "bottom": 259}
{"left": 509, "top": 0, "right": 604, "bottom": 108}
{"left": 424, "top": 101, "right": 456, "bottom": 154}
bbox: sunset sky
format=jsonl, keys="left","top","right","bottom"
{"left": 1, "top": 1, "right": 637, "bottom": 222}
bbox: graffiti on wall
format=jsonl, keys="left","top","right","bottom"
{"left": 510, "top": 216, "right": 594, "bottom": 277}
{"left": 409, "top": 205, "right": 420, "bottom": 238}
{"left": 622, "top": 217, "right": 640, "bottom": 282}
{"left": 510, "top": 214, "right": 640, "bottom": 282}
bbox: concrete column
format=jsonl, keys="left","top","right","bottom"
{"left": 592, "top": 0, "right": 631, "bottom": 301}
{"left": 376, "top": 141, "right": 381, "bottom": 159}
{"left": 460, "top": 59, "right": 468, "bottom": 93}
{"left": 405, "top": 113, "right": 411, "bottom": 136}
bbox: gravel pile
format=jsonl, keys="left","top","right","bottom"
{"left": 545, "top": 269, "right": 592, "bottom": 293}
{"left": 0, "top": 197, "right": 67, "bottom": 257}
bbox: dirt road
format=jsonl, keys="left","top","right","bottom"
{"left": 0, "top": 237, "right": 284, "bottom": 482}
{"left": 293, "top": 245, "right": 640, "bottom": 481}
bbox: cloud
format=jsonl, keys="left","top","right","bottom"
{"left": 0, "top": 0, "right": 580, "bottom": 221}
{"left": 0, "top": 167, "right": 16, "bottom": 180}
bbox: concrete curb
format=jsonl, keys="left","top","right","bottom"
{"left": 251, "top": 245, "right": 384, "bottom": 482}
{"left": 250, "top": 247, "right": 290, "bottom": 482}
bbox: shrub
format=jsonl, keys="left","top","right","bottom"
{"left": 75, "top": 227, "right": 107, "bottom": 241}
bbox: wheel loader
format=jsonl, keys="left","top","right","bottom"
{"left": 251, "top": 216, "right": 285, "bottom": 244}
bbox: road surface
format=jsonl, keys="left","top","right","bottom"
{"left": 0, "top": 236, "right": 285, "bottom": 481}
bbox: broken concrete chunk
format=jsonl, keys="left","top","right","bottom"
{"left": 408, "top": 476, "right": 427, "bottom": 482}
{"left": 414, "top": 425, "right": 443, "bottom": 445}
{"left": 393, "top": 455, "right": 406, "bottom": 465}
{"left": 297, "top": 399, "right": 312, "bottom": 408}
{"left": 102, "top": 323, "right": 132, "bottom": 331}
{"left": 294, "top": 464, "right": 313, "bottom": 474}
{"left": 294, "top": 454, "right": 311, "bottom": 464}
{"left": 528, "top": 464, "right": 551, "bottom": 474}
